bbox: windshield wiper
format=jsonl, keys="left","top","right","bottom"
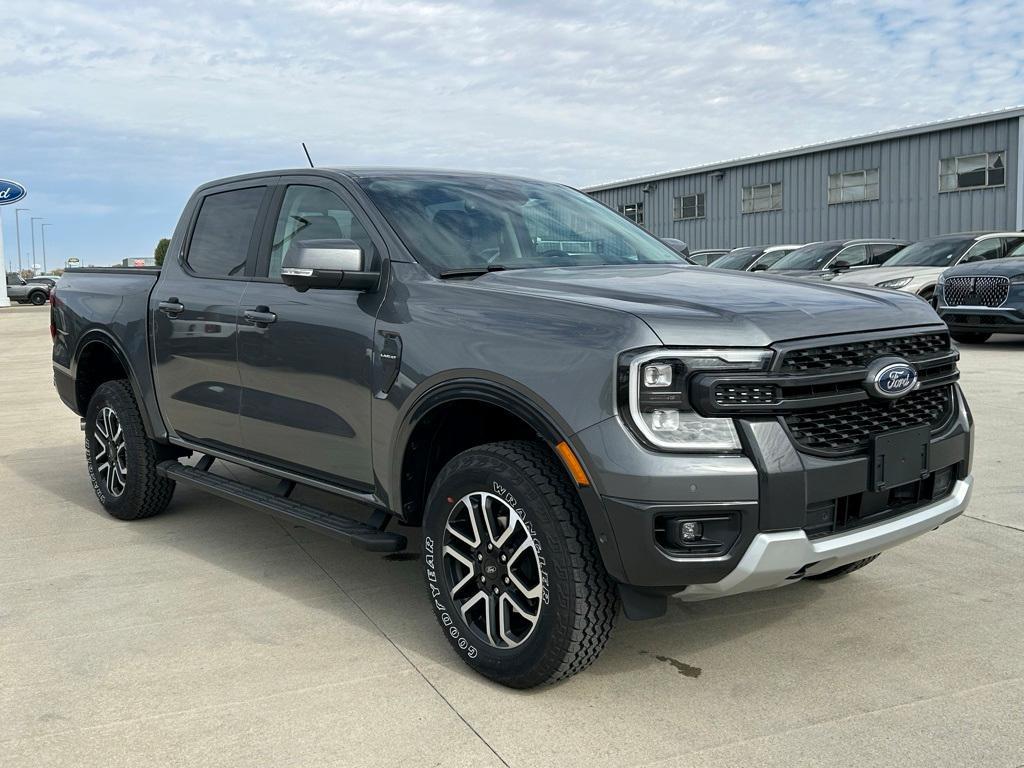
{"left": 438, "top": 265, "right": 509, "bottom": 279}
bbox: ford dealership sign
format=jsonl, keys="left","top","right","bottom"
{"left": 0, "top": 179, "right": 27, "bottom": 205}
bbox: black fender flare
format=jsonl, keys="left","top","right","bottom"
{"left": 389, "top": 374, "right": 627, "bottom": 581}
{"left": 72, "top": 329, "right": 165, "bottom": 440}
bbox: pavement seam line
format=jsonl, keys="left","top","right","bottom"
{"left": 272, "top": 518, "right": 512, "bottom": 768}
{"left": 963, "top": 513, "right": 1024, "bottom": 534}
{"left": 633, "top": 675, "right": 1024, "bottom": 768}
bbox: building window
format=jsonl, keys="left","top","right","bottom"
{"left": 939, "top": 151, "right": 1005, "bottom": 192}
{"left": 618, "top": 202, "right": 644, "bottom": 224}
{"left": 673, "top": 193, "right": 705, "bottom": 221}
{"left": 828, "top": 168, "right": 879, "bottom": 204}
{"left": 741, "top": 182, "right": 782, "bottom": 213}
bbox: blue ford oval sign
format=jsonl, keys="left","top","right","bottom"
{"left": 869, "top": 361, "right": 919, "bottom": 399}
{"left": 0, "top": 179, "right": 26, "bottom": 206}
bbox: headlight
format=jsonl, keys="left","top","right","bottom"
{"left": 620, "top": 348, "right": 771, "bottom": 452}
{"left": 1010, "top": 275, "right": 1024, "bottom": 285}
{"left": 875, "top": 276, "right": 913, "bottom": 290}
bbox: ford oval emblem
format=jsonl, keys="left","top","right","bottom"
{"left": 867, "top": 360, "right": 919, "bottom": 399}
{"left": 0, "top": 179, "right": 27, "bottom": 206}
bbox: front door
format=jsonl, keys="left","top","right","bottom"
{"left": 151, "top": 183, "right": 270, "bottom": 451}
{"left": 236, "top": 180, "right": 385, "bottom": 490}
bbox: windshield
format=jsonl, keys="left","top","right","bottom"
{"left": 358, "top": 175, "right": 687, "bottom": 274}
{"left": 711, "top": 247, "right": 763, "bottom": 270}
{"left": 882, "top": 237, "right": 973, "bottom": 267}
{"left": 769, "top": 242, "right": 842, "bottom": 271}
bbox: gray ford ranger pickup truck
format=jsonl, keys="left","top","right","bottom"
{"left": 52, "top": 168, "right": 974, "bottom": 688}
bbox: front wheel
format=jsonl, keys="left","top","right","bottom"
{"left": 950, "top": 331, "right": 991, "bottom": 344}
{"left": 85, "top": 380, "right": 176, "bottom": 520}
{"left": 422, "top": 441, "right": 617, "bottom": 688}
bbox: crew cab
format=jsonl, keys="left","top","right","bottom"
{"left": 52, "top": 168, "right": 974, "bottom": 688}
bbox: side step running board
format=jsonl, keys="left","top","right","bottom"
{"left": 157, "top": 460, "right": 407, "bottom": 552}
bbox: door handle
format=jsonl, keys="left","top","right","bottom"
{"left": 158, "top": 298, "right": 184, "bottom": 315}
{"left": 244, "top": 307, "right": 277, "bottom": 327}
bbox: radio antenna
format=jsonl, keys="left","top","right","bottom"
{"left": 301, "top": 142, "right": 315, "bottom": 168}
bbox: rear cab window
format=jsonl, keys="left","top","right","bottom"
{"left": 186, "top": 186, "right": 267, "bottom": 278}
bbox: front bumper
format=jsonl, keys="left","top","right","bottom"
{"left": 677, "top": 476, "right": 971, "bottom": 600}
{"left": 572, "top": 385, "right": 973, "bottom": 595}
{"left": 939, "top": 305, "right": 1024, "bottom": 334}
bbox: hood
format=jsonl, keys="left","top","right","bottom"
{"left": 943, "top": 256, "right": 1024, "bottom": 278}
{"left": 472, "top": 265, "right": 942, "bottom": 347}
{"left": 831, "top": 265, "right": 946, "bottom": 286}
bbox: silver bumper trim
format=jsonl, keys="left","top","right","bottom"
{"left": 676, "top": 476, "right": 973, "bottom": 601}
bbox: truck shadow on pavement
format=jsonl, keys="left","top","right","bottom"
{"left": 7, "top": 444, "right": 833, "bottom": 687}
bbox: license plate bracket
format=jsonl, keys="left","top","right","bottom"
{"left": 871, "top": 424, "right": 930, "bottom": 492}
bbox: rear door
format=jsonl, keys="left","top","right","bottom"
{"left": 151, "top": 181, "right": 271, "bottom": 450}
{"left": 235, "top": 177, "right": 386, "bottom": 490}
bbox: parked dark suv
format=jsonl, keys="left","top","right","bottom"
{"left": 53, "top": 168, "right": 974, "bottom": 688}
{"left": 937, "top": 239, "right": 1024, "bottom": 343}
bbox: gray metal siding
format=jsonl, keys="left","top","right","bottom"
{"left": 590, "top": 117, "right": 1021, "bottom": 250}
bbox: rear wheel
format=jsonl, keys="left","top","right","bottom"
{"left": 85, "top": 380, "right": 176, "bottom": 520}
{"left": 950, "top": 331, "right": 991, "bottom": 344}
{"left": 421, "top": 440, "right": 617, "bottom": 688}
{"left": 806, "top": 554, "right": 879, "bottom": 581}
{"left": 29, "top": 291, "right": 47, "bottom": 305}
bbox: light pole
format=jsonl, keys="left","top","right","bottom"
{"left": 41, "top": 223, "right": 52, "bottom": 273}
{"left": 14, "top": 208, "right": 30, "bottom": 273}
{"left": 30, "top": 217, "right": 44, "bottom": 273}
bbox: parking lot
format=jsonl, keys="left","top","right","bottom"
{"left": 1, "top": 303, "right": 1022, "bottom": 767}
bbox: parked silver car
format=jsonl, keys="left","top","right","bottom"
{"left": 831, "top": 232, "right": 1024, "bottom": 304}
{"left": 5, "top": 273, "right": 52, "bottom": 305}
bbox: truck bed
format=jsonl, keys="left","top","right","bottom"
{"left": 52, "top": 267, "right": 165, "bottom": 437}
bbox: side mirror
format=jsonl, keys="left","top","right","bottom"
{"left": 830, "top": 259, "right": 851, "bottom": 272}
{"left": 281, "top": 239, "right": 379, "bottom": 292}
{"left": 750, "top": 263, "right": 769, "bottom": 272}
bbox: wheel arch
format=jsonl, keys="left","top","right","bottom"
{"left": 73, "top": 330, "right": 161, "bottom": 439}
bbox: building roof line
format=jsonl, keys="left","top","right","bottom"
{"left": 582, "top": 105, "right": 1024, "bottom": 193}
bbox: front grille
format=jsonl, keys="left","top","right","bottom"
{"left": 943, "top": 276, "right": 1009, "bottom": 307}
{"left": 779, "top": 333, "right": 949, "bottom": 373}
{"left": 784, "top": 386, "right": 953, "bottom": 454}
{"left": 713, "top": 383, "right": 781, "bottom": 406}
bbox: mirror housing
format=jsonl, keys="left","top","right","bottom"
{"left": 280, "top": 239, "right": 379, "bottom": 292}
{"left": 830, "top": 259, "right": 851, "bottom": 272}
{"left": 750, "top": 263, "right": 769, "bottom": 272}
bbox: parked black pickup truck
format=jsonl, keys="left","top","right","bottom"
{"left": 53, "top": 168, "right": 974, "bottom": 688}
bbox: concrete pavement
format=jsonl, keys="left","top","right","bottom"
{"left": 1, "top": 304, "right": 1022, "bottom": 767}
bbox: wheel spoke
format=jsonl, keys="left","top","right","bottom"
{"left": 443, "top": 545, "right": 477, "bottom": 594}
{"left": 95, "top": 412, "right": 109, "bottom": 439}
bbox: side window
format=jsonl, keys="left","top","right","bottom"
{"left": 870, "top": 243, "right": 903, "bottom": 264}
{"left": 961, "top": 238, "right": 1001, "bottom": 263}
{"left": 269, "top": 186, "right": 374, "bottom": 279}
{"left": 186, "top": 187, "right": 265, "bottom": 278}
{"left": 756, "top": 250, "right": 789, "bottom": 269}
{"left": 1000, "top": 237, "right": 1024, "bottom": 258}
{"left": 835, "top": 244, "right": 868, "bottom": 267}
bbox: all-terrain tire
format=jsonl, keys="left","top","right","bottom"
{"left": 29, "top": 291, "right": 47, "bottom": 305}
{"left": 421, "top": 440, "right": 618, "bottom": 688}
{"left": 85, "top": 380, "right": 176, "bottom": 520}
{"left": 950, "top": 331, "right": 991, "bottom": 344}
{"left": 805, "top": 554, "right": 880, "bottom": 581}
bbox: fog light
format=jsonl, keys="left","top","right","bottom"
{"left": 679, "top": 521, "right": 703, "bottom": 542}
{"left": 651, "top": 409, "right": 680, "bottom": 431}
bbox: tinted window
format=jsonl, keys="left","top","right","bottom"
{"left": 870, "top": 243, "right": 904, "bottom": 263}
{"left": 712, "top": 247, "right": 763, "bottom": 270}
{"left": 756, "top": 249, "right": 792, "bottom": 269}
{"left": 269, "top": 186, "right": 375, "bottom": 279}
{"left": 186, "top": 187, "right": 265, "bottom": 278}
{"left": 883, "top": 237, "right": 974, "bottom": 267}
{"left": 1001, "top": 237, "right": 1024, "bottom": 257}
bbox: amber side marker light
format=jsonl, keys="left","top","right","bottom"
{"left": 555, "top": 440, "right": 590, "bottom": 487}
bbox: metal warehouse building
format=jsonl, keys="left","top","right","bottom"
{"left": 585, "top": 106, "right": 1024, "bottom": 250}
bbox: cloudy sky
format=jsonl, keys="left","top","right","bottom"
{"left": 1, "top": 0, "right": 1022, "bottom": 267}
